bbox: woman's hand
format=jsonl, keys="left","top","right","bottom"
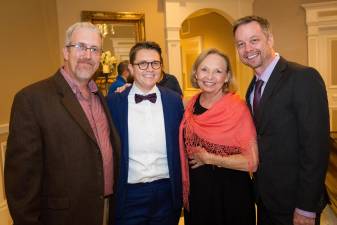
{"left": 188, "top": 147, "right": 212, "bottom": 169}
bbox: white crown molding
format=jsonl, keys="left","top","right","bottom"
{"left": 0, "top": 124, "right": 9, "bottom": 135}
{"left": 302, "top": 1, "right": 337, "bottom": 10}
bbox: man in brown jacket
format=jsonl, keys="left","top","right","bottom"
{"left": 5, "top": 22, "right": 120, "bottom": 225}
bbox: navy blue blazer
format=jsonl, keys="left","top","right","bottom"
{"left": 106, "top": 85, "right": 184, "bottom": 215}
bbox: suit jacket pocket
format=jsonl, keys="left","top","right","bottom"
{"left": 42, "top": 196, "right": 70, "bottom": 209}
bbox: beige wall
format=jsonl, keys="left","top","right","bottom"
{"left": 253, "top": 0, "right": 336, "bottom": 65}
{"left": 0, "top": 0, "right": 60, "bottom": 124}
{"left": 0, "top": 1, "right": 59, "bottom": 219}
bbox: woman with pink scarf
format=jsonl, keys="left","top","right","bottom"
{"left": 179, "top": 49, "right": 258, "bottom": 225}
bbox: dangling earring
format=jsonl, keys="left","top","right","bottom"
{"left": 222, "top": 81, "right": 229, "bottom": 90}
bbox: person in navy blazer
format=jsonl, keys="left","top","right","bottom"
{"left": 233, "top": 16, "right": 330, "bottom": 225}
{"left": 107, "top": 41, "right": 184, "bottom": 225}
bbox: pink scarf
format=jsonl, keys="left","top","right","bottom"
{"left": 179, "top": 93, "right": 257, "bottom": 210}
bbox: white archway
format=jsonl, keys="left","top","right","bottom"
{"left": 164, "top": 0, "right": 255, "bottom": 98}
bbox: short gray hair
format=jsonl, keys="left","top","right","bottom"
{"left": 64, "top": 22, "right": 102, "bottom": 46}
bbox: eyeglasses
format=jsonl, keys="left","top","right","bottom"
{"left": 133, "top": 61, "right": 162, "bottom": 70}
{"left": 66, "top": 43, "right": 102, "bottom": 55}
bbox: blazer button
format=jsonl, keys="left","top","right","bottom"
{"left": 99, "top": 195, "right": 104, "bottom": 199}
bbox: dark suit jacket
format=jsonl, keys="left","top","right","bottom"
{"left": 106, "top": 86, "right": 184, "bottom": 216}
{"left": 246, "top": 57, "right": 330, "bottom": 213}
{"left": 5, "top": 71, "right": 121, "bottom": 225}
{"left": 158, "top": 73, "right": 183, "bottom": 96}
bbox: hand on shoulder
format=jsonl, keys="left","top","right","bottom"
{"left": 115, "top": 83, "right": 132, "bottom": 93}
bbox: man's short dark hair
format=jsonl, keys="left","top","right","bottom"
{"left": 233, "top": 15, "right": 271, "bottom": 36}
{"left": 129, "top": 41, "right": 163, "bottom": 64}
{"left": 117, "top": 60, "right": 129, "bottom": 75}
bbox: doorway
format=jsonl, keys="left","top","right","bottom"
{"left": 180, "top": 11, "right": 237, "bottom": 98}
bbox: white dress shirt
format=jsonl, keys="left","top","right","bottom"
{"left": 127, "top": 84, "right": 169, "bottom": 183}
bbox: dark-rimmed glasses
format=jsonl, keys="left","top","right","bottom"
{"left": 133, "top": 61, "right": 162, "bottom": 70}
{"left": 66, "top": 43, "right": 102, "bottom": 55}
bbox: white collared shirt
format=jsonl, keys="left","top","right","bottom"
{"left": 127, "top": 84, "right": 169, "bottom": 183}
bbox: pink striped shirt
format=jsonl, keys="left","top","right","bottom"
{"left": 61, "top": 68, "right": 113, "bottom": 195}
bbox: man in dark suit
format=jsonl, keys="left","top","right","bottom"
{"left": 5, "top": 22, "right": 120, "bottom": 225}
{"left": 107, "top": 41, "right": 184, "bottom": 225}
{"left": 233, "top": 16, "right": 330, "bottom": 225}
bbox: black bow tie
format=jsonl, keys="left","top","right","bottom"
{"left": 134, "top": 93, "right": 157, "bottom": 103}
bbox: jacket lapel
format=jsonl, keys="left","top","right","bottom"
{"left": 255, "top": 57, "right": 288, "bottom": 131}
{"left": 158, "top": 87, "right": 173, "bottom": 169}
{"left": 120, "top": 87, "right": 130, "bottom": 146}
{"left": 53, "top": 72, "right": 97, "bottom": 144}
{"left": 246, "top": 77, "right": 256, "bottom": 114}
{"left": 118, "top": 87, "right": 131, "bottom": 179}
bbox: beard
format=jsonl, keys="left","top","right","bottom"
{"left": 74, "top": 59, "right": 99, "bottom": 81}
{"left": 247, "top": 60, "right": 262, "bottom": 70}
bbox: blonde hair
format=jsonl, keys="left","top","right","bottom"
{"left": 191, "top": 48, "right": 236, "bottom": 93}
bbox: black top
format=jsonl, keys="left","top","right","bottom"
{"left": 193, "top": 94, "right": 207, "bottom": 115}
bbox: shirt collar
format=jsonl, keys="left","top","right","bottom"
{"left": 117, "top": 74, "right": 127, "bottom": 82}
{"left": 60, "top": 67, "right": 98, "bottom": 95}
{"left": 255, "top": 53, "right": 280, "bottom": 83}
{"left": 129, "top": 83, "right": 159, "bottom": 96}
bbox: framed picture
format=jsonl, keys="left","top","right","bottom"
{"left": 180, "top": 36, "right": 202, "bottom": 98}
{"left": 81, "top": 11, "right": 146, "bottom": 95}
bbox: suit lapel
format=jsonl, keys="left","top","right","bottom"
{"left": 53, "top": 72, "right": 97, "bottom": 144}
{"left": 119, "top": 87, "right": 131, "bottom": 177}
{"left": 160, "top": 87, "right": 171, "bottom": 136}
{"left": 256, "top": 57, "right": 288, "bottom": 130}
{"left": 120, "top": 88, "right": 130, "bottom": 147}
{"left": 158, "top": 87, "right": 173, "bottom": 169}
{"left": 246, "top": 78, "right": 256, "bottom": 114}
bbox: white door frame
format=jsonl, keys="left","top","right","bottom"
{"left": 163, "top": 0, "right": 255, "bottom": 98}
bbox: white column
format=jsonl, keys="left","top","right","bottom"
{"left": 166, "top": 27, "right": 183, "bottom": 84}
